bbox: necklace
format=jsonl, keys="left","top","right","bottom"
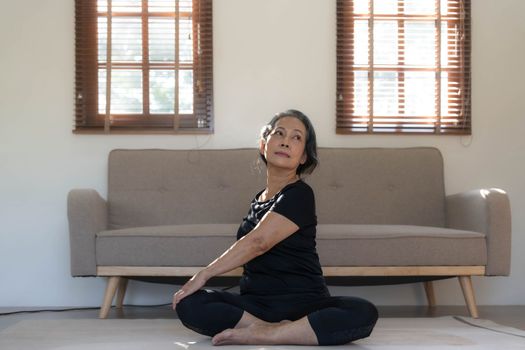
{"left": 259, "top": 176, "right": 300, "bottom": 202}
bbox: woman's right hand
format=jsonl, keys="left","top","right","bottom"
{"left": 172, "top": 270, "right": 209, "bottom": 309}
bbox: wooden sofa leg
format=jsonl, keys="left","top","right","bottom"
{"left": 424, "top": 281, "right": 436, "bottom": 307}
{"left": 458, "top": 276, "right": 479, "bottom": 319}
{"left": 99, "top": 276, "right": 121, "bottom": 319}
{"left": 115, "top": 278, "right": 128, "bottom": 309}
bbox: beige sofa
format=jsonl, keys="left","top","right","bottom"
{"left": 68, "top": 148, "right": 511, "bottom": 319}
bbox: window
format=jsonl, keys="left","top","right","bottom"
{"left": 74, "top": 0, "right": 213, "bottom": 134}
{"left": 336, "top": 0, "right": 471, "bottom": 134}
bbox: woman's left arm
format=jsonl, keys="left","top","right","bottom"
{"left": 172, "top": 211, "right": 298, "bottom": 307}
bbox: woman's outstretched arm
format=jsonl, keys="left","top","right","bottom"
{"left": 172, "top": 211, "right": 299, "bottom": 307}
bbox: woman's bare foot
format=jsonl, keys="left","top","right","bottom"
{"left": 233, "top": 311, "right": 291, "bottom": 329}
{"left": 212, "top": 318, "right": 316, "bottom": 346}
{"left": 212, "top": 323, "right": 279, "bottom": 346}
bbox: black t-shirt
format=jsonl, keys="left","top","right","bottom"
{"left": 237, "top": 180, "right": 328, "bottom": 296}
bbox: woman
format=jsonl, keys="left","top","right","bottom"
{"left": 172, "top": 110, "right": 378, "bottom": 346}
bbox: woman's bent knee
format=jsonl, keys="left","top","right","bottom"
{"left": 308, "top": 297, "right": 379, "bottom": 345}
{"left": 343, "top": 298, "right": 378, "bottom": 344}
{"left": 358, "top": 298, "right": 379, "bottom": 326}
{"left": 175, "top": 289, "right": 245, "bottom": 337}
{"left": 338, "top": 297, "right": 378, "bottom": 327}
{"left": 175, "top": 290, "right": 208, "bottom": 318}
{"left": 176, "top": 290, "right": 216, "bottom": 336}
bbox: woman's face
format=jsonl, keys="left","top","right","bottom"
{"left": 260, "top": 116, "right": 307, "bottom": 173}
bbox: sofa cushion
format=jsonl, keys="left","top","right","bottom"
{"left": 96, "top": 224, "right": 486, "bottom": 267}
{"left": 96, "top": 224, "right": 239, "bottom": 266}
{"left": 317, "top": 225, "right": 486, "bottom": 266}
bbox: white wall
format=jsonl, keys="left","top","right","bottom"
{"left": 1, "top": 0, "right": 524, "bottom": 307}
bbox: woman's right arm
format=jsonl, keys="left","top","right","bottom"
{"left": 171, "top": 234, "right": 264, "bottom": 307}
{"left": 172, "top": 210, "right": 299, "bottom": 307}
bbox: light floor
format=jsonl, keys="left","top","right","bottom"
{"left": 1, "top": 305, "right": 524, "bottom": 332}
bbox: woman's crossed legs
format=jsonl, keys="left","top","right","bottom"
{"left": 175, "top": 289, "right": 378, "bottom": 346}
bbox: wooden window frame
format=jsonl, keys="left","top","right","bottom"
{"left": 74, "top": 0, "right": 213, "bottom": 134}
{"left": 336, "top": 0, "right": 471, "bottom": 135}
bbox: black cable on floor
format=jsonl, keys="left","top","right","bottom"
{"left": 0, "top": 303, "right": 172, "bottom": 316}
{"left": 453, "top": 316, "right": 525, "bottom": 339}
{"left": 0, "top": 307, "right": 100, "bottom": 316}
{"left": 0, "top": 286, "right": 237, "bottom": 316}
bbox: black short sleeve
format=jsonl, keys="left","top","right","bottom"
{"left": 270, "top": 181, "right": 317, "bottom": 229}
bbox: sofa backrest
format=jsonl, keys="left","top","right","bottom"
{"left": 108, "top": 147, "right": 445, "bottom": 229}
{"left": 108, "top": 149, "right": 266, "bottom": 229}
{"left": 308, "top": 148, "right": 445, "bottom": 227}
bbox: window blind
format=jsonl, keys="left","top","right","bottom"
{"left": 74, "top": 0, "right": 213, "bottom": 134}
{"left": 336, "top": 0, "right": 471, "bottom": 134}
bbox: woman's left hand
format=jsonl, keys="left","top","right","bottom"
{"left": 172, "top": 270, "right": 209, "bottom": 309}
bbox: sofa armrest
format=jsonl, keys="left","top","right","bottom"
{"left": 446, "top": 188, "right": 511, "bottom": 276}
{"left": 68, "top": 189, "right": 108, "bottom": 276}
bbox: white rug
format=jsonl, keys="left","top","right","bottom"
{"left": 0, "top": 317, "right": 524, "bottom": 350}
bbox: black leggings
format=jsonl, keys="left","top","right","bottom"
{"left": 176, "top": 289, "right": 378, "bottom": 345}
